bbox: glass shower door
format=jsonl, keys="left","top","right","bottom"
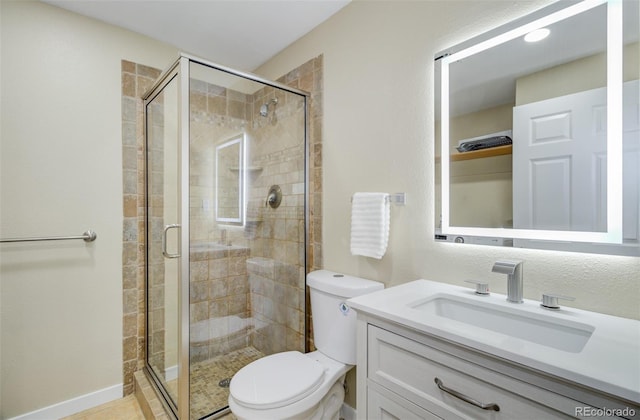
{"left": 146, "top": 73, "right": 181, "bottom": 413}
{"left": 188, "top": 60, "right": 308, "bottom": 419}
{"left": 143, "top": 55, "right": 309, "bottom": 419}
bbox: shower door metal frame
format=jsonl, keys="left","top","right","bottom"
{"left": 142, "top": 55, "right": 192, "bottom": 420}
{"left": 143, "top": 53, "right": 311, "bottom": 419}
{"left": 178, "top": 56, "right": 192, "bottom": 420}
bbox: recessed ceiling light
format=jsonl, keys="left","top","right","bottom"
{"left": 524, "top": 28, "right": 550, "bottom": 42}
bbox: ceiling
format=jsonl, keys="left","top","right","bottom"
{"left": 43, "top": 0, "right": 351, "bottom": 71}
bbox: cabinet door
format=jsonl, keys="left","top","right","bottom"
{"left": 367, "top": 383, "right": 442, "bottom": 420}
{"left": 367, "top": 325, "right": 581, "bottom": 420}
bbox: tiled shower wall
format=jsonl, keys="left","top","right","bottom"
{"left": 145, "top": 96, "right": 168, "bottom": 380}
{"left": 246, "top": 79, "right": 309, "bottom": 354}
{"left": 189, "top": 80, "right": 251, "bottom": 245}
{"left": 188, "top": 79, "right": 253, "bottom": 364}
{"left": 189, "top": 76, "right": 308, "bottom": 355}
{"left": 121, "top": 56, "right": 323, "bottom": 396}
{"left": 121, "top": 61, "right": 162, "bottom": 396}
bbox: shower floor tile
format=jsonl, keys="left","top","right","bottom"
{"left": 166, "top": 346, "right": 264, "bottom": 419}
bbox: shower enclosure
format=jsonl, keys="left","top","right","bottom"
{"left": 143, "top": 54, "right": 309, "bottom": 419}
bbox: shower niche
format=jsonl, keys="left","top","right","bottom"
{"left": 143, "top": 55, "right": 309, "bottom": 419}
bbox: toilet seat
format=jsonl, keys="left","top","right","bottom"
{"left": 230, "top": 351, "right": 325, "bottom": 410}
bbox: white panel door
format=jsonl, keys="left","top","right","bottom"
{"left": 513, "top": 87, "right": 607, "bottom": 232}
{"left": 513, "top": 80, "right": 639, "bottom": 254}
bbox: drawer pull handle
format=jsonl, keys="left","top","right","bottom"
{"left": 434, "top": 377, "right": 500, "bottom": 412}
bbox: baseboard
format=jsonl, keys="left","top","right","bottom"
{"left": 340, "top": 402, "right": 356, "bottom": 420}
{"left": 8, "top": 383, "right": 123, "bottom": 420}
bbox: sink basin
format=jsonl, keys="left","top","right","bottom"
{"left": 347, "top": 279, "right": 640, "bottom": 403}
{"left": 411, "top": 294, "right": 594, "bottom": 353}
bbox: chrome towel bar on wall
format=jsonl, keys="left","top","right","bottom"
{"left": 0, "top": 230, "right": 97, "bottom": 243}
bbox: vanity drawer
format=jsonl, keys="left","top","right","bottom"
{"left": 367, "top": 381, "right": 443, "bottom": 420}
{"left": 367, "top": 325, "right": 587, "bottom": 420}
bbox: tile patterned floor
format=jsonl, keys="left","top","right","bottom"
{"left": 62, "top": 347, "right": 261, "bottom": 420}
{"left": 165, "top": 346, "right": 263, "bottom": 419}
{"left": 62, "top": 395, "right": 145, "bottom": 420}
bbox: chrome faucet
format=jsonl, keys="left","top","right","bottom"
{"left": 492, "top": 260, "right": 524, "bottom": 303}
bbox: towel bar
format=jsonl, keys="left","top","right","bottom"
{"left": 350, "top": 193, "right": 406, "bottom": 206}
{"left": 389, "top": 193, "right": 406, "bottom": 205}
{"left": 0, "top": 230, "right": 97, "bottom": 243}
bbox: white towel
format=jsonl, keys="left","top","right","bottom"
{"left": 350, "top": 192, "right": 390, "bottom": 259}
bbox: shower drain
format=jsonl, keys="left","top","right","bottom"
{"left": 218, "top": 378, "right": 232, "bottom": 388}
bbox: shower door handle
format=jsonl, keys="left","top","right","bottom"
{"left": 162, "top": 224, "right": 181, "bottom": 259}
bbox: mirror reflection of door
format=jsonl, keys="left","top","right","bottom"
{"left": 447, "top": 2, "right": 610, "bottom": 232}
{"left": 436, "top": 0, "right": 640, "bottom": 255}
{"left": 513, "top": 80, "right": 640, "bottom": 247}
{"left": 513, "top": 86, "right": 608, "bottom": 233}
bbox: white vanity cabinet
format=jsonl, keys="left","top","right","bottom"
{"left": 355, "top": 315, "right": 640, "bottom": 420}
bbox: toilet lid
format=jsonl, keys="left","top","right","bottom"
{"left": 230, "top": 351, "right": 325, "bottom": 410}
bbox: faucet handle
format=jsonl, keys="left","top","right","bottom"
{"left": 541, "top": 293, "right": 575, "bottom": 309}
{"left": 465, "top": 280, "right": 490, "bottom": 295}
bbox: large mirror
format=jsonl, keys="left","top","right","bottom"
{"left": 435, "top": 0, "right": 639, "bottom": 256}
{"left": 215, "top": 134, "right": 246, "bottom": 224}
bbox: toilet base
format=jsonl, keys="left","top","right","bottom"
{"left": 301, "top": 379, "right": 345, "bottom": 420}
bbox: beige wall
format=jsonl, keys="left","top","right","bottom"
{"left": 517, "top": 42, "right": 640, "bottom": 105}
{"left": 0, "top": 1, "right": 177, "bottom": 417}
{"left": 256, "top": 0, "right": 640, "bottom": 319}
{"left": 255, "top": 1, "right": 639, "bottom": 407}
{"left": 2, "top": 0, "right": 639, "bottom": 416}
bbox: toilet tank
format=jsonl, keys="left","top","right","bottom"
{"left": 307, "top": 270, "right": 384, "bottom": 365}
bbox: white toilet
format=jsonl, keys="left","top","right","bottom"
{"left": 228, "top": 269, "right": 384, "bottom": 420}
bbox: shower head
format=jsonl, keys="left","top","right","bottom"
{"left": 259, "top": 98, "right": 278, "bottom": 117}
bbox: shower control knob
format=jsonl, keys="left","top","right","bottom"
{"left": 265, "top": 185, "right": 282, "bottom": 209}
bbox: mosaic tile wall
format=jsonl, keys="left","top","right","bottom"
{"left": 243, "top": 82, "right": 308, "bottom": 354}
{"left": 146, "top": 103, "right": 166, "bottom": 380}
{"left": 188, "top": 79, "right": 253, "bottom": 367}
{"left": 121, "top": 60, "right": 162, "bottom": 397}
{"left": 121, "top": 55, "right": 323, "bottom": 396}
{"left": 247, "top": 257, "right": 304, "bottom": 354}
{"left": 283, "top": 56, "right": 324, "bottom": 351}
{"left": 189, "top": 78, "right": 252, "bottom": 245}
{"left": 189, "top": 244, "right": 251, "bottom": 363}
{"left": 186, "top": 57, "right": 323, "bottom": 355}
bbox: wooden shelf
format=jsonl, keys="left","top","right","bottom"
{"left": 451, "top": 145, "right": 512, "bottom": 161}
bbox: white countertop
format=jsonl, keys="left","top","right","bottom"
{"left": 347, "top": 279, "right": 640, "bottom": 403}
